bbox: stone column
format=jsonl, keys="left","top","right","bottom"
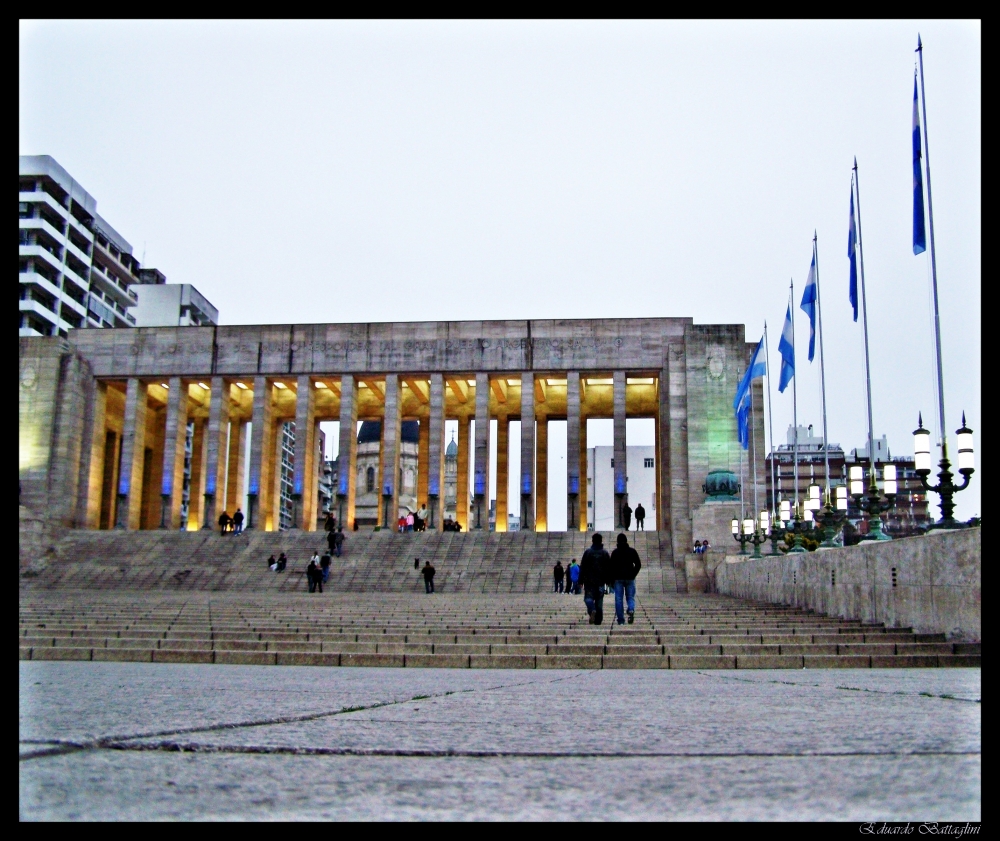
{"left": 613, "top": 370, "right": 627, "bottom": 528}
{"left": 535, "top": 418, "right": 548, "bottom": 531}
{"left": 188, "top": 419, "right": 208, "bottom": 530}
{"left": 655, "top": 368, "right": 670, "bottom": 535}
{"left": 667, "top": 343, "right": 690, "bottom": 563}
{"left": 246, "top": 376, "right": 274, "bottom": 530}
{"left": 566, "top": 371, "right": 581, "bottom": 532}
{"left": 579, "top": 417, "right": 589, "bottom": 531}
{"left": 427, "top": 373, "right": 445, "bottom": 530}
{"left": 159, "top": 376, "right": 188, "bottom": 528}
{"left": 417, "top": 416, "right": 430, "bottom": 515}
{"left": 202, "top": 376, "right": 230, "bottom": 530}
{"left": 520, "top": 372, "right": 535, "bottom": 531}
{"left": 336, "top": 375, "right": 358, "bottom": 530}
{"left": 116, "top": 378, "right": 148, "bottom": 530}
{"left": 79, "top": 379, "right": 107, "bottom": 529}
{"left": 379, "top": 376, "right": 401, "bottom": 528}
{"left": 225, "top": 420, "right": 246, "bottom": 520}
{"left": 495, "top": 414, "right": 509, "bottom": 532}
{"left": 292, "top": 375, "right": 317, "bottom": 530}
{"left": 473, "top": 372, "right": 491, "bottom": 530}
{"left": 456, "top": 415, "right": 470, "bottom": 531}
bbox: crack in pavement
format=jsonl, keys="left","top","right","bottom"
{"left": 18, "top": 669, "right": 598, "bottom": 763}
{"left": 31, "top": 741, "right": 984, "bottom": 759}
{"left": 695, "top": 671, "right": 981, "bottom": 702}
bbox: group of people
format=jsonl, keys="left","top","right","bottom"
{"left": 692, "top": 540, "right": 712, "bottom": 554}
{"left": 396, "top": 505, "right": 430, "bottom": 532}
{"left": 555, "top": 533, "right": 643, "bottom": 626}
{"left": 217, "top": 508, "right": 245, "bottom": 535}
{"left": 552, "top": 559, "right": 581, "bottom": 594}
{"left": 266, "top": 553, "right": 287, "bottom": 572}
{"left": 618, "top": 503, "right": 647, "bottom": 531}
{"left": 306, "top": 549, "right": 334, "bottom": 593}
{"left": 441, "top": 518, "right": 463, "bottom": 532}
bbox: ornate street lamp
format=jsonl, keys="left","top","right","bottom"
{"left": 767, "top": 499, "right": 791, "bottom": 556}
{"left": 813, "top": 484, "right": 849, "bottom": 548}
{"left": 732, "top": 515, "right": 767, "bottom": 558}
{"left": 850, "top": 462, "right": 896, "bottom": 541}
{"left": 731, "top": 516, "right": 751, "bottom": 556}
{"left": 914, "top": 413, "right": 975, "bottom": 529}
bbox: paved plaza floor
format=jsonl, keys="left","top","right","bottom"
{"left": 20, "top": 662, "right": 980, "bottom": 821}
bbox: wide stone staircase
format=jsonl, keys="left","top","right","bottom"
{"left": 18, "top": 591, "right": 980, "bottom": 670}
{"left": 21, "top": 529, "right": 681, "bottom": 594}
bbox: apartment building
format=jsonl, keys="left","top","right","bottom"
{"left": 19, "top": 155, "right": 140, "bottom": 335}
{"left": 19, "top": 155, "right": 218, "bottom": 336}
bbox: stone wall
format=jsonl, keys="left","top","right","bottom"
{"left": 715, "top": 528, "right": 981, "bottom": 641}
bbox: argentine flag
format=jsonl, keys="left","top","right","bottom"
{"left": 848, "top": 185, "right": 859, "bottom": 323}
{"left": 913, "top": 72, "right": 927, "bottom": 255}
{"left": 733, "top": 335, "right": 766, "bottom": 449}
{"left": 800, "top": 251, "right": 818, "bottom": 362}
{"left": 778, "top": 304, "right": 795, "bottom": 393}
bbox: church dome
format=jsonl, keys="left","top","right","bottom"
{"left": 357, "top": 420, "right": 421, "bottom": 445}
{"left": 445, "top": 433, "right": 458, "bottom": 457}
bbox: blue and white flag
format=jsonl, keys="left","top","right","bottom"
{"left": 778, "top": 304, "right": 795, "bottom": 393}
{"left": 800, "top": 249, "right": 818, "bottom": 362}
{"left": 912, "top": 72, "right": 927, "bottom": 255}
{"left": 733, "top": 336, "right": 766, "bottom": 411}
{"left": 848, "top": 184, "right": 859, "bottom": 322}
{"left": 733, "top": 335, "right": 766, "bottom": 449}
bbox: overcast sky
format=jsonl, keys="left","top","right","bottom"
{"left": 20, "top": 20, "right": 980, "bottom": 522}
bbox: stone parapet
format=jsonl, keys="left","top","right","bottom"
{"left": 715, "top": 527, "right": 980, "bottom": 642}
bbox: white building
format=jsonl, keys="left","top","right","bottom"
{"left": 586, "top": 446, "right": 657, "bottom": 531}
{"left": 19, "top": 155, "right": 139, "bottom": 335}
{"left": 130, "top": 269, "right": 218, "bottom": 327}
{"left": 19, "top": 155, "right": 218, "bottom": 336}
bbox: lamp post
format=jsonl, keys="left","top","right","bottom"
{"left": 850, "top": 462, "right": 895, "bottom": 541}
{"left": 767, "top": 499, "right": 791, "bottom": 555}
{"left": 914, "top": 413, "right": 975, "bottom": 529}
{"left": 731, "top": 516, "right": 751, "bottom": 556}
{"left": 812, "top": 484, "right": 849, "bottom": 548}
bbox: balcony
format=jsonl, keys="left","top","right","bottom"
{"left": 19, "top": 297, "right": 61, "bottom": 328}
{"left": 89, "top": 263, "right": 138, "bottom": 305}
{"left": 19, "top": 244, "right": 63, "bottom": 274}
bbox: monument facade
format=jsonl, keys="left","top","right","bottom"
{"left": 18, "top": 317, "right": 766, "bottom": 564}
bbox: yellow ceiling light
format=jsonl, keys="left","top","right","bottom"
{"left": 197, "top": 382, "right": 209, "bottom": 390}
{"left": 545, "top": 378, "right": 566, "bottom": 386}
{"left": 274, "top": 382, "right": 287, "bottom": 389}
{"left": 467, "top": 379, "right": 475, "bottom": 386}
{"left": 586, "top": 378, "right": 613, "bottom": 385}
{"left": 315, "top": 381, "right": 328, "bottom": 389}
{"left": 235, "top": 382, "right": 248, "bottom": 389}
{"left": 626, "top": 377, "right": 655, "bottom": 385}
{"left": 160, "top": 383, "right": 169, "bottom": 389}
{"left": 506, "top": 379, "right": 519, "bottom": 386}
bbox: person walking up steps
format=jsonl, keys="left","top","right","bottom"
{"left": 306, "top": 559, "right": 320, "bottom": 593}
{"left": 580, "top": 535, "right": 611, "bottom": 625}
{"left": 333, "top": 527, "right": 345, "bottom": 558}
{"left": 553, "top": 560, "right": 565, "bottom": 593}
{"left": 421, "top": 560, "right": 436, "bottom": 594}
{"left": 320, "top": 550, "right": 332, "bottom": 584}
{"left": 610, "top": 533, "right": 642, "bottom": 625}
{"left": 567, "top": 558, "right": 580, "bottom": 594}
{"left": 232, "top": 507, "right": 244, "bottom": 535}
{"left": 634, "top": 503, "right": 646, "bottom": 531}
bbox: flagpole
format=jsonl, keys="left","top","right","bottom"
{"left": 789, "top": 281, "right": 799, "bottom": 509}
{"left": 814, "top": 232, "right": 831, "bottom": 500}
{"left": 764, "top": 321, "right": 777, "bottom": 517}
{"left": 853, "top": 159, "right": 876, "bottom": 478}
{"left": 739, "top": 388, "right": 745, "bottom": 522}
{"left": 917, "top": 35, "right": 948, "bottom": 454}
{"left": 750, "top": 373, "right": 758, "bottom": 518}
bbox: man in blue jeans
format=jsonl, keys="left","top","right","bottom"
{"left": 610, "top": 532, "right": 642, "bottom": 624}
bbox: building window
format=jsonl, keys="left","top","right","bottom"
{"left": 644, "top": 458, "right": 655, "bottom": 468}
{"left": 587, "top": 501, "right": 593, "bottom": 508}
{"left": 366, "top": 466, "right": 375, "bottom": 494}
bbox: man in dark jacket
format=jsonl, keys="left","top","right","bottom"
{"left": 621, "top": 502, "right": 632, "bottom": 531}
{"left": 579, "top": 534, "right": 611, "bottom": 625}
{"left": 422, "top": 560, "right": 436, "bottom": 594}
{"left": 610, "top": 533, "right": 642, "bottom": 624}
{"left": 553, "top": 560, "right": 565, "bottom": 593}
{"left": 634, "top": 503, "right": 646, "bottom": 531}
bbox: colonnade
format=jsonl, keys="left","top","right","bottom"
{"left": 90, "top": 370, "right": 656, "bottom": 533}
